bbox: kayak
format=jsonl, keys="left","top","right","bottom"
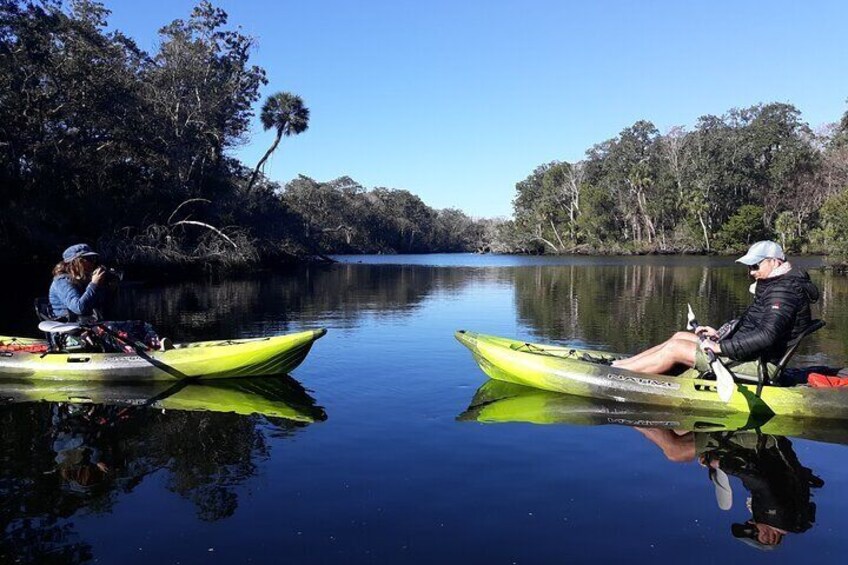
{"left": 0, "top": 329, "right": 326, "bottom": 382}
{"left": 459, "top": 380, "right": 848, "bottom": 446}
{"left": 455, "top": 330, "right": 848, "bottom": 420}
{"left": 0, "top": 376, "right": 327, "bottom": 423}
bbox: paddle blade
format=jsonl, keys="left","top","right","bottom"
{"left": 710, "top": 468, "right": 733, "bottom": 510}
{"left": 712, "top": 361, "right": 736, "bottom": 402}
{"left": 686, "top": 303, "right": 697, "bottom": 330}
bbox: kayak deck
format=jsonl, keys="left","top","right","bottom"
{"left": 0, "top": 329, "right": 326, "bottom": 382}
{"left": 455, "top": 330, "right": 848, "bottom": 420}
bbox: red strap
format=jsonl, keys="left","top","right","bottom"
{"left": 808, "top": 373, "right": 848, "bottom": 388}
{"left": 0, "top": 343, "right": 49, "bottom": 353}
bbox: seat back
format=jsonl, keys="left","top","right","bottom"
{"left": 34, "top": 297, "right": 57, "bottom": 322}
{"left": 770, "top": 319, "right": 826, "bottom": 385}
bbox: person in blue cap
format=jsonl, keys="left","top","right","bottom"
{"left": 49, "top": 243, "right": 106, "bottom": 322}
{"left": 48, "top": 244, "right": 172, "bottom": 351}
{"left": 612, "top": 240, "right": 819, "bottom": 377}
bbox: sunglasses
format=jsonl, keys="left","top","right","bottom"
{"left": 749, "top": 259, "right": 770, "bottom": 272}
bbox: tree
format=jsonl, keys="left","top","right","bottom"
{"left": 247, "top": 91, "right": 309, "bottom": 191}
{"left": 819, "top": 189, "right": 848, "bottom": 259}
{"left": 147, "top": 1, "right": 266, "bottom": 197}
{"left": 715, "top": 205, "right": 769, "bottom": 250}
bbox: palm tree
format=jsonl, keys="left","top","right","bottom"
{"left": 247, "top": 92, "right": 310, "bottom": 191}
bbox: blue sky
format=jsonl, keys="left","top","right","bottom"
{"left": 107, "top": 0, "right": 848, "bottom": 218}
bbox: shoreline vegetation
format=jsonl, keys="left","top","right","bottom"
{"left": 2, "top": 2, "right": 848, "bottom": 278}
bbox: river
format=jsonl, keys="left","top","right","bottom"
{"left": 2, "top": 254, "right": 848, "bottom": 563}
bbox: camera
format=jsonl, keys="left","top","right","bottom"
{"left": 102, "top": 266, "right": 124, "bottom": 282}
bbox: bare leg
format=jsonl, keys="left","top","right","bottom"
{"left": 634, "top": 428, "right": 696, "bottom": 463}
{"left": 613, "top": 332, "right": 698, "bottom": 367}
{"left": 617, "top": 332, "right": 697, "bottom": 365}
{"left": 612, "top": 338, "right": 698, "bottom": 375}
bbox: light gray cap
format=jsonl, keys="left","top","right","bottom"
{"left": 736, "top": 240, "right": 785, "bottom": 266}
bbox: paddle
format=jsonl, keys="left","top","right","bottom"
{"left": 90, "top": 323, "right": 191, "bottom": 381}
{"left": 709, "top": 466, "right": 734, "bottom": 510}
{"left": 687, "top": 304, "right": 735, "bottom": 402}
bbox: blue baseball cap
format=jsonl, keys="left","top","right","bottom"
{"left": 736, "top": 240, "right": 785, "bottom": 266}
{"left": 62, "top": 243, "right": 99, "bottom": 263}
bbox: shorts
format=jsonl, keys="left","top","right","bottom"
{"left": 693, "top": 344, "right": 776, "bottom": 378}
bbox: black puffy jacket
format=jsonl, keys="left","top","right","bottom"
{"left": 720, "top": 269, "right": 820, "bottom": 363}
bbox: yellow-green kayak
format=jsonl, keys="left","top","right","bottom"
{"left": 0, "top": 329, "right": 326, "bottom": 382}
{"left": 456, "top": 330, "right": 848, "bottom": 420}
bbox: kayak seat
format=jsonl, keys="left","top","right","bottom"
{"left": 37, "top": 320, "right": 84, "bottom": 334}
{"left": 33, "top": 297, "right": 90, "bottom": 352}
{"left": 732, "top": 319, "right": 825, "bottom": 388}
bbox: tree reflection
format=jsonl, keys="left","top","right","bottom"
{"left": 111, "top": 264, "right": 496, "bottom": 340}
{"left": 0, "top": 377, "right": 323, "bottom": 561}
{"left": 512, "top": 264, "right": 846, "bottom": 362}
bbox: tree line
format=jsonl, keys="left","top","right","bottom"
{"left": 501, "top": 103, "right": 848, "bottom": 261}
{"left": 5, "top": 1, "right": 848, "bottom": 269}
{"left": 0, "top": 0, "right": 487, "bottom": 272}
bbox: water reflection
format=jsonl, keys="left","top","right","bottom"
{"left": 461, "top": 380, "right": 835, "bottom": 550}
{"left": 8, "top": 260, "right": 847, "bottom": 367}
{"left": 0, "top": 377, "right": 324, "bottom": 562}
{"left": 512, "top": 263, "right": 848, "bottom": 363}
{"left": 639, "top": 429, "right": 821, "bottom": 550}
{"left": 109, "top": 265, "right": 509, "bottom": 340}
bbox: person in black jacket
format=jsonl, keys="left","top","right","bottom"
{"left": 612, "top": 241, "right": 819, "bottom": 377}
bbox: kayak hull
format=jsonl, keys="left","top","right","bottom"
{"left": 0, "top": 329, "right": 326, "bottom": 382}
{"left": 455, "top": 330, "right": 848, "bottom": 420}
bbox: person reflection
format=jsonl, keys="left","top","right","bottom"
{"left": 636, "top": 428, "right": 822, "bottom": 550}
{"left": 50, "top": 403, "right": 127, "bottom": 493}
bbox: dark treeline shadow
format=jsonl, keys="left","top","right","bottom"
{"left": 4, "top": 263, "right": 497, "bottom": 340}
{"left": 107, "top": 265, "right": 496, "bottom": 340}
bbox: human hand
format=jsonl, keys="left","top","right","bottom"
{"left": 91, "top": 267, "right": 106, "bottom": 285}
{"left": 754, "top": 523, "right": 785, "bottom": 546}
{"left": 700, "top": 340, "right": 721, "bottom": 354}
{"left": 695, "top": 325, "right": 718, "bottom": 339}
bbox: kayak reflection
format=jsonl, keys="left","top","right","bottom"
{"left": 460, "top": 380, "right": 835, "bottom": 551}
{"left": 0, "top": 375, "right": 327, "bottom": 422}
{"left": 459, "top": 379, "right": 848, "bottom": 444}
{"left": 0, "top": 376, "right": 325, "bottom": 562}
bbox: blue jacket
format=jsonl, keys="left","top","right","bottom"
{"left": 49, "top": 275, "right": 102, "bottom": 320}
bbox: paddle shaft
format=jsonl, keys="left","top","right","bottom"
{"left": 687, "top": 304, "right": 735, "bottom": 402}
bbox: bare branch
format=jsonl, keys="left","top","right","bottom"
{"left": 167, "top": 198, "right": 212, "bottom": 225}
{"left": 172, "top": 220, "right": 239, "bottom": 249}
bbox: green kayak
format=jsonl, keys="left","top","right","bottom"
{"left": 455, "top": 330, "right": 848, "bottom": 420}
{"left": 0, "top": 329, "right": 326, "bottom": 382}
{"left": 459, "top": 380, "right": 848, "bottom": 445}
{"left": 0, "top": 376, "right": 327, "bottom": 423}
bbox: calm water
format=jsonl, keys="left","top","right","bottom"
{"left": 3, "top": 254, "right": 848, "bottom": 563}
